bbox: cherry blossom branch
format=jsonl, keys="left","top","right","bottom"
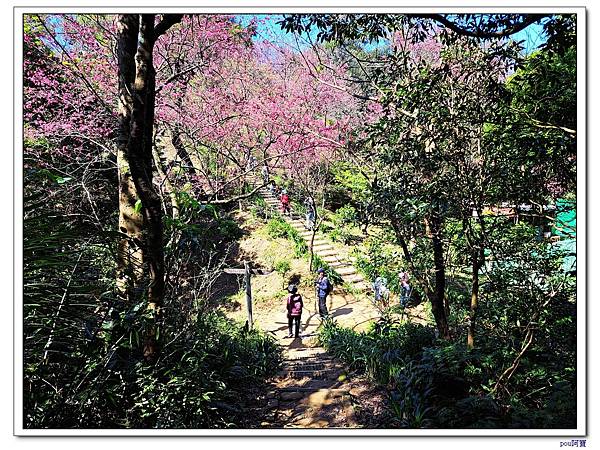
{"left": 34, "top": 15, "right": 113, "bottom": 116}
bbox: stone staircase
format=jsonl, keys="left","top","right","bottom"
{"left": 262, "top": 346, "right": 357, "bottom": 428}
{"left": 243, "top": 174, "right": 385, "bottom": 428}
{"left": 252, "top": 177, "right": 370, "bottom": 293}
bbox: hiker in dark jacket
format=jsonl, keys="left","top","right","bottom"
{"left": 286, "top": 284, "right": 303, "bottom": 338}
{"left": 315, "top": 268, "right": 332, "bottom": 319}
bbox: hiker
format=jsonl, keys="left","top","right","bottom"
{"left": 280, "top": 189, "right": 291, "bottom": 216}
{"left": 269, "top": 180, "right": 277, "bottom": 195}
{"left": 304, "top": 196, "right": 316, "bottom": 230}
{"left": 286, "top": 284, "right": 303, "bottom": 338}
{"left": 315, "top": 268, "right": 333, "bottom": 319}
{"left": 261, "top": 165, "right": 269, "bottom": 184}
{"left": 373, "top": 275, "right": 389, "bottom": 306}
{"left": 399, "top": 269, "right": 411, "bottom": 307}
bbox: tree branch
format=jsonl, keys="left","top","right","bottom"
{"left": 153, "top": 14, "right": 184, "bottom": 42}
{"left": 421, "top": 14, "right": 546, "bottom": 39}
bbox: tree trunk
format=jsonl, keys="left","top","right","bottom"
{"left": 171, "top": 125, "right": 198, "bottom": 176}
{"left": 467, "top": 246, "right": 481, "bottom": 349}
{"left": 115, "top": 14, "right": 181, "bottom": 360}
{"left": 466, "top": 212, "right": 486, "bottom": 350}
{"left": 309, "top": 227, "right": 317, "bottom": 270}
{"left": 426, "top": 215, "right": 451, "bottom": 339}
{"left": 116, "top": 15, "right": 143, "bottom": 301}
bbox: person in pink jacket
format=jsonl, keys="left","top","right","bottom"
{"left": 286, "top": 284, "right": 303, "bottom": 338}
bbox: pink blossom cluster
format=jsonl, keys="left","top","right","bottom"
{"left": 23, "top": 14, "right": 371, "bottom": 187}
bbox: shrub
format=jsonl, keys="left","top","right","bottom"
{"left": 318, "top": 317, "right": 436, "bottom": 385}
{"left": 312, "top": 253, "right": 343, "bottom": 286}
{"left": 266, "top": 216, "right": 307, "bottom": 257}
{"left": 274, "top": 259, "right": 291, "bottom": 276}
{"left": 250, "top": 196, "right": 270, "bottom": 220}
{"left": 128, "top": 311, "right": 282, "bottom": 428}
{"left": 334, "top": 204, "right": 358, "bottom": 225}
{"left": 274, "top": 259, "right": 291, "bottom": 287}
{"left": 353, "top": 237, "right": 404, "bottom": 293}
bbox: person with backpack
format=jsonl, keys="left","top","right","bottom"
{"left": 285, "top": 284, "right": 303, "bottom": 338}
{"left": 304, "top": 196, "right": 316, "bottom": 230}
{"left": 315, "top": 268, "right": 332, "bottom": 319}
{"left": 280, "top": 189, "right": 290, "bottom": 216}
{"left": 399, "top": 269, "right": 412, "bottom": 307}
{"left": 373, "top": 275, "right": 390, "bottom": 307}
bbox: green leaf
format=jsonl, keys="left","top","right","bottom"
{"left": 56, "top": 176, "right": 72, "bottom": 184}
{"left": 134, "top": 199, "right": 143, "bottom": 214}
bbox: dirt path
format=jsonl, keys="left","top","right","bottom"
{"left": 228, "top": 176, "right": 430, "bottom": 428}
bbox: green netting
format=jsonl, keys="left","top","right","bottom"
{"left": 553, "top": 198, "right": 576, "bottom": 238}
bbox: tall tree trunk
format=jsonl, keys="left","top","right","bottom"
{"left": 426, "top": 215, "right": 451, "bottom": 339}
{"left": 128, "top": 14, "right": 165, "bottom": 316}
{"left": 115, "top": 14, "right": 182, "bottom": 359}
{"left": 390, "top": 219, "right": 429, "bottom": 303}
{"left": 116, "top": 15, "right": 143, "bottom": 301}
{"left": 467, "top": 245, "right": 482, "bottom": 349}
{"left": 466, "top": 211, "right": 486, "bottom": 350}
{"left": 309, "top": 228, "right": 317, "bottom": 271}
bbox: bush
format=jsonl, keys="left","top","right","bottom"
{"left": 23, "top": 178, "right": 282, "bottom": 428}
{"left": 250, "top": 196, "right": 270, "bottom": 220}
{"left": 334, "top": 204, "right": 358, "bottom": 225}
{"left": 274, "top": 259, "right": 291, "bottom": 276}
{"left": 274, "top": 259, "right": 291, "bottom": 287}
{"left": 318, "top": 317, "right": 436, "bottom": 385}
{"left": 128, "top": 312, "right": 282, "bottom": 428}
{"left": 353, "top": 237, "right": 404, "bottom": 293}
{"left": 312, "top": 253, "right": 343, "bottom": 285}
{"left": 327, "top": 205, "right": 358, "bottom": 244}
{"left": 266, "top": 216, "right": 308, "bottom": 257}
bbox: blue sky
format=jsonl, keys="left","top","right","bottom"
{"left": 235, "top": 14, "right": 547, "bottom": 55}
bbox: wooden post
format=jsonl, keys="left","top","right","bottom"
{"left": 244, "top": 261, "right": 253, "bottom": 330}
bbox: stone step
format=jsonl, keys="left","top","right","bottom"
{"left": 313, "top": 244, "right": 334, "bottom": 251}
{"left": 282, "top": 369, "right": 338, "bottom": 380}
{"left": 328, "top": 261, "right": 347, "bottom": 268}
{"left": 278, "top": 387, "right": 350, "bottom": 396}
{"left": 283, "top": 353, "right": 334, "bottom": 361}
{"left": 336, "top": 266, "right": 357, "bottom": 276}
{"left": 315, "top": 249, "right": 338, "bottom": 257}
{"left": 321, "top": 254, "right": 339, "bottom": 263}
{"left": 283, "top": 348, "right": 328, "bottom": 357}
{"left": 286, "top": 362, "right": 333, "bottom": 371}
{"left": 343, "top": 273, "right": 365, "bottom": 283}
{"left": 352, "top": 281, "right": 371, "bottom": 292}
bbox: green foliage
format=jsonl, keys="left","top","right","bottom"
{"left": 249, "top": 196, "right": 271, "bottom": 220}
{"left": 335, "top": 204, "right": 358, "bottom": 225}
{"left": 327, "top": 204, "right": 359, "bottom": 244}
{"left": 127, "top": 312, "right": 281, "bottom": 428}
{"left": 274, "top": 259, "right": 291, "bottom": 287}
{"left": 164, "top": 190, "right": 243, "bottom": 252}
{"left": 24, "top": 168, "right": 280, "bottom": 428}
{"left": 318, "top": 317, "right": 436, "bottom": 385}
{"left": 274, "top": 259, "right": 291, "bottom": 276}
{"left": 353, "top": 236, "right": 403, "bottom": 293}
{"left": 311, "top": 253, "right": 343, "bottom": 286}
{"left": 266, "top": 216, "right": 308, "bottom": 257}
